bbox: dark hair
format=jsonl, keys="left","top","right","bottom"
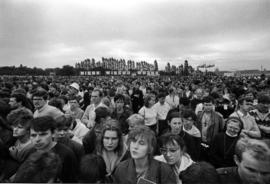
{"left": 14, "top": 150, "right": 61, "bottom": 183}
{"left": 48, "top": 97, "right": 63, "bottom": 112}
{"left": 114, "top": 93, "right": 125, "bottom": 102}
{"left": 182, "top": 109, "right": 197, "bottom": 121}
{"left": 32, "top": 89, "right": 48, "bottom": 100}
{"left": 10, "top": 93, "right": 28, "bottom": 107}
{"left": 258, "top": 94, "right": 270, "bottom": 104}
{"left": 167, "top": 112, "right": 181, "bottom": 123}
{"left": 30, "top": 116, "right": 56, "bottom": 132}
{"left": 157, "top": 92, "right": 166, "bottom": 99}
{"left": 99, "top": 124, "right": 123, "bottom": 156}
{"left": 95, "top": 106, "right": 111, "bottom": 124}
{"left": 159, "top": 133, "right": 186, "bottom": 153}
{"left": 238, "top": 96, "right": 253, "bottom": 105}
{"left": 179, "top": 97, "right": 190, "bottom": 106}
{"left": 55, "top": 115, "right": 74, "bottom": 130}
{"left": 79, "top": 154, "right": 107, "bottom": 183}
{"left": 180, "top": 162, "right": 220, "bottom": 184}
{"left": 7, "top": 108, "right": 33, "bottom": 130}
{"left": 144, "top": 95, "right": 153, "bottom": 108}
{"left": 202, "top": 96, "right": 214, "bottom": 104}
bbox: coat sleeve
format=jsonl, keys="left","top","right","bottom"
{"left": 160, "top": 163, "right": 177, "bottom": 184}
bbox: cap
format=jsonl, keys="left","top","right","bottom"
{"left": 70, "top": 82, "right": 79, "bottom": 91}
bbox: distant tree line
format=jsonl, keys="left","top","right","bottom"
{"left": 0, "top": 64, "right": 79, "bottom": 76}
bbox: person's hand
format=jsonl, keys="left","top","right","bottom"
{"left": 9, "top": 146, "right": 18, "bottom": 158}
{"left": 240, "top": 130, "right": 250, "bottom": 138}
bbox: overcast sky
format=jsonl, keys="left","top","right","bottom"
{"left": 1, "top": 0, "right": 270, "bottom": 71}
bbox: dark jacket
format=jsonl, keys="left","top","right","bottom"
{"left": 217, "top": 166, "right": 242, "bottom": 184}
{"left": 113, "top": 158, "right": 177, "bottom": 184}
{"left": 111, "top": 106, "right": 133, "bottom": 135}
{"left": 197, "top": 111, "right": 224, "bottom": 144}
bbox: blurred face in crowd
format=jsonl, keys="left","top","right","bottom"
{"left": 149, "top": 97, "right": 156, "bottom": 107}
{"left": 115, "top": 98, "right": 124, "bottom": 110}
{"left": 160, "top": 141, "right": 182, "bottom": 165}
{"left": 159, "top": 97, "right": 165, "bottom": 105}
{"left": 91, "top": 91, "right": 101, "bottom": 105}
{"left": 226, "top": 120, "right": 241, "bottom": 137}
{"left": 182, "top": 117, "right": 194, "bottom": 131}
{"left": 68, "top": 86, "right": 78, "bottom": 96}
{"left": 236, "top": 151, "right": 270, "bottom": 184}
{"left": 257, "top": 102, "right": 270, "bottom": 114}
{"left": 69, "top": 99, "right": 79, "bottom": 111}
{"left": 33, "top": 96, "right": 46, "bottom": 110}
{"left": 9, "top": 97, "right": 19, "bottom": 109}
{"left": 12, "top": 124, "right": 28, "bottom": 138}
{"left": 203, "top": 102, "right": 214, "bottom": 112}
{"left": 103, "top": 130, "right": 119, "bottom": 152}
{"left": 130, "top": 136, "right": 149, "bottom": 160}
{"left": 169, "top": 117, "right": 182, "bottom": 135}
{"left": 54, "top": 127, "right": 69, "bottom": 140}
{"left": 240, "top": 100, "right": 253, "bottom": 113}
{"left": 195, "top": 89, "right": 204, "bottom": 99}
{"left": 30, "top": 129, "right": 54, "bottom": 151}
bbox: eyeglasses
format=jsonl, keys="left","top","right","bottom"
{"left": 160, "top": 147, "right": 180, "bottom": 154}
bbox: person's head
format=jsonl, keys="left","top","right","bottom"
{"left": 14, "top": 150, "right": 61, "bottom": 183}
{"left": 238, "top": 96, "right": 254, "bottom": 113}
{"left": 127, "top": 114, "right": 144, "bottom": 132}
{"left": 182, "top": 109, "right": 196, "bottom": 131}
{"left": 48, "top": 97, "right": 63, "bottom": 112}
{"left": 30, "top": 116, "right": 56, "bottom": 151}
{"left": 68, "top": 95, "right": 80, "bottom": 111}
{"left": 180, "top": 161, "right": 220, "bottom": 184}
{"left": 114, "top": 93, "right": 125, "bottom": 110}
{"left": 144, "top": 94, "right": 155, "bottom": 108}
{"left": 195, "top": 88, "right": 204, "bottom": 99}
{"left": 9, "top": 93, "right": 27, "bottom": 110}
{"left": 91, "top": 89, "right": 103, "bottom": 105}
{"left": 101, "top": 124, "right": 122, "bottom": 154}
{"left": 157, "top": 92, "right": 166, "bottom": 105}
{"left": 257, "top": 94, "right": 270, "bottom": 113}
{"left": 225, "top": 117, "right": 243, "bottom": 137}
{"left": 234, "top": 138, "right": 270, "bottom": 184}
{"left": 167, "top": 112, "right": 182, "bottom": 134}
{"left": 32, "top": 89, "right": 48, "bottom": 110}
{"left": 68, "top": 82, "right": 79, "bottom": 96}
{"left": 127, "top": 125, "right": 156, "bottom": 160}
{"left": 95, "top": 106, "right": 111, "bottom": 125}
{"left": 202, "top": 96, "right": 215, "bottom": 112}
{"left": 54, "top": 115, "right": 74, "bottom": 140}
{"left": 79, "top": 154, "right": 107, "bottom": 183}
{"left": 7, "top": 108, "right": 33, "bottom": 139}
{"left": 159, "top": 133, "right": 186, "bottom": 165}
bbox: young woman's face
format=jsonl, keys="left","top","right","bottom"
{"left": 169, "top": 118, "right": 182, "bottom": 134}
{"left": 160, "top": 142, "right": 182, "bottom": 165}
{"left": 103, "top": 130, "right": 119, "bottom": 151}
{"left": 115, "top": 99, "right": 124, "bottom": 110}
{"left": 130, "top": 136, "right": 149, "bottom": 160}
{"left": 12, "top": 124, "right": 28, "bottom": 138}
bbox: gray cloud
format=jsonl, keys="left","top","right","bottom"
{"left": 1, "top": 0, "right": 270, "bottom": 70}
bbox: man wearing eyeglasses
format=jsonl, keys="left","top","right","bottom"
{"left": 230, "top": 96, "right": 261, "bottom": 138}
{"left": 155, "top": 133, "right": 193, "bottom": 184}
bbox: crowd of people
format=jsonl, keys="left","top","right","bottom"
{"left": 0, "top": 73, "right": 270, "bottom": 184}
